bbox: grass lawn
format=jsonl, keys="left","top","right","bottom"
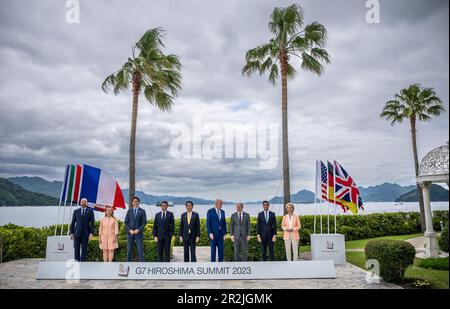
{"left": 346, "top": 251, "right": 449, "bottom": 289}
{"left": 345, "top": 233, "right": 423, "bottom": 250}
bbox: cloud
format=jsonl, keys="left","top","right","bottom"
{"left": 0, "top": 0, "right": 448, "bottom": 201}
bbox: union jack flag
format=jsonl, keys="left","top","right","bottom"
{"left": 334, "top": 161, "right": 364, "bottom": 211}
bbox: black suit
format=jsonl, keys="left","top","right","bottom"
{"left": 257, "top": 211, "right": 277, "bottom": 261}
{"left": 179, "top": 211, "right": 200, "bottom": 262}
{"left": 69, "top": 207, "right": 95, "bottom": 262}
{"left": 153, "top": 211, "right": 175, "bottom": 262}
{"left": 124, "top": 207, "right": 147, "bottom": 262}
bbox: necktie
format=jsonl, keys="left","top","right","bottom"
{"left": 239, "top": 213, "right": 242, "bottom": 224}
{"left": 134, "top": 208, "right": 137, "bottom": 218}
{"left": 82, "top": 208, "right": 85, "bottom": 216}
{"left": 265, "top": 212, "right": 268, "bottom": 223}
{"left": 162, "top": 212, "right": 166, "bottom": 221}
{"left": 187, "top": 212, "right": 191, "bottom": 225}
{"left": 217, "top": 210, "right": 221, "bottom": 221}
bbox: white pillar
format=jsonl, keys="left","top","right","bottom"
{"left": 420, "top": 181, "right": 439, "bottom": 258}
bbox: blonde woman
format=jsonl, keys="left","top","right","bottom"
{"left": 282, "top": 203, "right": 302, "bottom": 261}
{"left": 99, "top": 206, "right": 119, "bottom": 262}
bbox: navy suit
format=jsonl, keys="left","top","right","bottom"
{"left": 124, "top": 207, "right": 147, "bottom": 262}
{"left": 69, "top": 207, "right": 95, "bottom": 262}
{"left": 179, "top": 211, "right": 201, "bottom": 262}
{"left": 257, "top": 211, "right": 277, "bottom": 261}
{"left": 153, "top": 211, "right": 175, "bottom": 262}
{"left": 206, "top": 208, "right": 227, "bottom": 262}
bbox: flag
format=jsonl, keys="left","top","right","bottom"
{"left": 78, "top": 164, "right": 126, "bottom": 211}
{"left": 334, "top": 161, "right": 364, "bottom": 214}
{"left": 59, "top": 164, "right": 125, "bottom": 211}
{"left": 315, "top": 160, "right": 328, "bottom": 201}
{"left": 327, "top": 161, "right": 348, "bottom": 212}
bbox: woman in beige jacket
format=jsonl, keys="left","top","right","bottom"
{"left": 99, "top": 206, "right": 119, "bottom": 262}
{"left": 282, "top": 203, "right": 302, "bottom": 261}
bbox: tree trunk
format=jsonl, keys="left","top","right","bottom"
{"left": 129, "top": 71, "right": 141, "bottom": 207}
{"left": 410, "top": 116, "right": 426, "bottom": 232}
{"left": 280, "top": 54, "right": 291, "bottom": 214}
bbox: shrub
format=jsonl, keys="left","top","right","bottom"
{"left": 438, "top": 221, "right": 449, "bottom": 253}
{"left": 87, "top": 239, "right": 162, "bottom": 262}
{"left": 365, "top": 239, "right": 416, "bottom": 283}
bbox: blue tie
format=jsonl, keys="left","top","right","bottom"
{"left": 134, "top": 208, "right": 137, "bottom": 218}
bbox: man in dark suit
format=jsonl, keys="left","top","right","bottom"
{"left": 206, "top": 199, "right": 227, "bottom": 262}
{"left": 69, "top": 198, "right": 95, "bottom": 262}
{"left": 124, "top": 196, "right": 147, "bottom": 262}
{"left": 257, "top": 200, "right": 277, "bottom": 261}
{"left": 179, "top": 201, "right": 201, "bottom": 262}
{"left": 153, "top": 201, "right": 175, "bottom": 262}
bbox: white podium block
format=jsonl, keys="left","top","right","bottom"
{"left": 45, "top": 236, "right": 74, "bottom": 261}
{"left": 310, "top": 234, "right": 346, "bottom": 265}
{"left": 37, "top": 261, "right": 336, "bottom": 280}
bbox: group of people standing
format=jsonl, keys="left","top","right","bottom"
{"left": 69, "top": 197, "right": 302, "bottom": 263}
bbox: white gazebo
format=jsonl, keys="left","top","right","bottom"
{"left": 416, "top": 142, "right": 449, "bottom": 258}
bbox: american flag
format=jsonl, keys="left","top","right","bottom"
{"left": 320, "top": 161, "right": 328, "bottom": 201}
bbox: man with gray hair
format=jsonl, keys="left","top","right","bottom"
{"left": 229, "top": 202, "right": 251, "bottom": 261}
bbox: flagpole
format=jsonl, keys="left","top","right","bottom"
{"left": 327, "top": 161, "right": 330, "bottom": 234}
{"left": 334, "top": 161, "right": 337, "bottom": 234}
{"left": 313, "top": 160, "right": 317, "bottom": 234}
{"left": 55, "top": 165, "right": 68, "bottom": 236}
{"left": 60, "top": 165, "right": 72, "bottom": 236}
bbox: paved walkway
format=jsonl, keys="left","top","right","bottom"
{"left": 0, "top": 247, "right": 401, "bottom": 289}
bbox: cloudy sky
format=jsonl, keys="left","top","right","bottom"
{"left": 0, "top": 0, "right": 448, "bottom": 202}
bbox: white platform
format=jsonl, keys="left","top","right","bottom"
{"left": 45, "top": 236, "right": 74, "bottom": 262}
{"left": 36, "top": 260, "right": 336, "bottom": 280}
{"left": 311, "top": 234, "right": 346, "bottom": 265}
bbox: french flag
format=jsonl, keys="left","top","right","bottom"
{"left": 65, "top": 164, "right": 126, "bottom": 211}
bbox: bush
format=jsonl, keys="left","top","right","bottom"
{"left": 0, "top": 210, "right": 447, "bottom": 263}
{"left": 438, "top": 221, "right": 449, "bottom": 253}
{"left": 365, "top": 239, "right": 416, "bottom": 283}
{"left": 87, "top": 239, "right": 163, "bottom": 262}
{"left": 417, "top": 257, "right": 449, "bottom": 271}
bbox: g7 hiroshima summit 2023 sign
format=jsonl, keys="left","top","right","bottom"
{"left": 37, "top": 260, "right": 336, "bottom": 280}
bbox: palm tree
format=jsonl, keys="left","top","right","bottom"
{"left": 381, "top": 84, "right": 444, "bottom": 231}
{"left": 102, "top": 28, "right": 182, "bottom": 206}
{"left": 242, "top": 4, "right": 330, "bottom": 209}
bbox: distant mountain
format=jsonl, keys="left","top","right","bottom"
{"left": 253, "top": 190, "right": 315, "bottom": 204}
{"left": 395, "top": 184, "right": 449, "bottom": 202}
{"left": 121, "top": 189, "right": 234, "bottom": 205}
{"left": 4, "top": 176, "right": 448, "bottom": 206}
{"left": 8, "top": 176, "right": 62, "bottom": 198}
{"left": 0, "top": 178, "right": 59, "bottom": 206}
{"left": 358, "top": 183, "right": 416, "bottom": 202}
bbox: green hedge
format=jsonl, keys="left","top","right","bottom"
{"left": 417, "top": 257, "right": 449, "bottom": 271}
{"left": 438, "top": 221, "right": 449, "bottom": 253}
{"left": 87, "top": 239, "right": 162, "bottom": 262}
{"left": 365, "top": 239, "right": 416, "bottom": 283}
{"left": 0, "top": 210, "right": 448, "bottom": 263}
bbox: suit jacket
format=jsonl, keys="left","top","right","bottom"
{"left": 206, "top": 208, "right": 227, "bottom": 237}
{"left": 153, "top": 211, "right": 175, "bottom": 239}
{"left": 69, "top": 207, "right": 95, "bottom": 237}
{"left": 124, "top": 207, "right": 147, "bottom": 238}
{"left": 179, "top": 211, "right": 201, "bottom": 239}
{"left": 281, "top": 214, "right": 301, "bottom": 240}
{"left": 257, "top": 211, "right": 277, "bottom": 239}
{"left": 229, "top": 212, "right": 251, "bottom": 238}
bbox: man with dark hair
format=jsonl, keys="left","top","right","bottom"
{"left": 125, "top": 196, "right": 147, "bottom": 262}
{"left": 179, "top": 201, "right": 201, "bottom": 262}
{"left": 257, "top": 200, "right": 277, "bottom": 261}
{"left": 153, "top": 201, "right": 175, "bottom": 262}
